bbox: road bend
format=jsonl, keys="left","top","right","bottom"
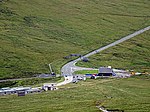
{"left": 58, "top": 26, "right": 150, "bottom": 86}
{"left": 0, "top": 26, "right": 150, "bottom": 84}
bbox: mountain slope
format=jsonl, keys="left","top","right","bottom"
{"left": 0, "top": 0, "right": 150, "bottom": 79}
{"left": 76, "top": 31, "right": 150, "bottom": 73}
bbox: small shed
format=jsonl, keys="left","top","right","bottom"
{"left": 98, "top": 67, "right": 116, "bottom": 77}
{"left": 17, "top": 91, "right": 26, "bottom": 96}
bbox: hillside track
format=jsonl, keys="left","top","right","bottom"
{"left": 0, "top": 26, "right": 150, "bottom": 84}
{"left": 59, "top": 26, "right": 150, "bottom": 85}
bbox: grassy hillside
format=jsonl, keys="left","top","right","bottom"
{"left": 0, "top": 0, "right": 150, "bottom": 79}
{"left": 74, "top": 69, "right": 98, "bottom": 74}
{"left": 76, "top": 31, "right": 150, "bottom": 73}
{"left": 0, "top": 75, "right": 150, "bottom": 112}
{"left": 0, "top": 77, "right": 62, "bottom": 88}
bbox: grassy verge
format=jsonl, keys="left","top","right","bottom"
{"left": 0, "top": 0, "right": 150, "bottom": 79}
{"left": 0, "top": 75, "right": 149, "bottom": 112}
{"left": 0, "top": 77, "right": 61, "bottom": 88}
{"left": 74, "top": 70, "right": 98, "bottom": 75}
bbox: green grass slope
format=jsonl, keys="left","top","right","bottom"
{"left": 76, "top": 31, "right": 150, "bottom": 73}
{"left": 0, "top": 75, "right": 150, "bottom": 112}
{"left": 0, "top": 0, "right": 150, "bottom": 79}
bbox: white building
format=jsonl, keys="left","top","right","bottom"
{"left": 42, "top": 83, "right": 57, "bottom": 91}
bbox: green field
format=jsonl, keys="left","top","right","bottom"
{"left": 0, "top": 75, "right": 150, "bottom": 112}
{"left": 74, "top": 69, "right": 98, "bottom": 75}
{"left": 0, "top": 77, "right": 62, "bottom": 88}
{"left": 76, "top": 31, "right": 150, "bottom": 73}
{"left": 0, "top": 0, "right": 150, "bottom": 79}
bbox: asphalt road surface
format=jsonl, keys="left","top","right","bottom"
{"left": 0, "top": 26, "right": 149, "bottom": 84}
{"left": 59, "top": 26, "right": 150, "bottom": 85}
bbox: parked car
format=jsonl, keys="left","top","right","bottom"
{"left": 91, "top": 74, "right": 99, "bottom": 79}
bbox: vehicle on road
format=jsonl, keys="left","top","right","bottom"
{"left": 91, "top": 74, "right": 99, "bottom": 79}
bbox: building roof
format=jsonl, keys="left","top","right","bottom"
{"left": 1, "top": 87, "right": 10, "bottom": 90}
{"left": 99, "top": 67, "right": 113, "bottom": 73}
{"left": 26, "top": 88, "right": 40, "bottom": 92}
{"left": 13, "top": 87, "right": 31, "bottom": 91}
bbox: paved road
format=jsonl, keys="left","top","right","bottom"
{"left": 0, "top": 26, "right": 149, "bottom": 85}
{"left": 56, "top": 76, "right": 73, "bottom": 86}
{"left": 59, "top": 26, "right": 150, "bottom": 85}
